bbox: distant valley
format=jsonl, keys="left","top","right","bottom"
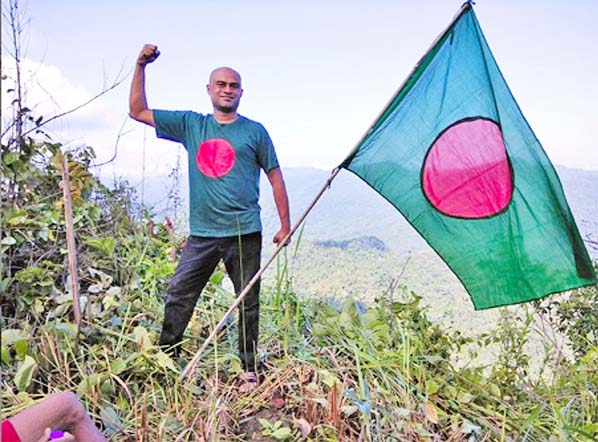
{"left": 123, "top": 164, "right": 598, "bottom": 334}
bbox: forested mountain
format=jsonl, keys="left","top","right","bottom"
{"left": 138, "top": 164, "right": 597, "bottom": 259}
{"left": 259, "top": 165, "right": 598, "bottom": 259}
{"left": 134, "top": 164, "right": 597, "bottom": 334}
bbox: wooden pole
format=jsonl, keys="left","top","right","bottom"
{"left": 61, "top": 155, "right": 82, "bottom": 334}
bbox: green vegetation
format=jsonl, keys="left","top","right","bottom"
{"left": 2, "top": 137, "right": 597, "bottom": 439}
{"left": 2, "top": 3, "right": 597, "bottom": 439}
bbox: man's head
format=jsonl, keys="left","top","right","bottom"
{"left": 207, "top": 67, "right": 243, "bottom": 114}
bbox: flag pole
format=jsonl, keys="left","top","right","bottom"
{"left": 181, "top": 1, "right": 474, "bottom": 382}
{"left": 180, "top": 167, "right": 341, "bottom": 380}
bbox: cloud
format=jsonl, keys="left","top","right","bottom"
{"left": 1, "top": 56, "right": 107, "bottom": 127}
{"left": 1, "top": 56, "right": 179, "bottom": 177}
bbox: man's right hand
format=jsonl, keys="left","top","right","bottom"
{"left": 130, "top": 44, "right": 158, "bottom": 126}
{"left": 137, "top": 44, "right": 160, "bottom": 66}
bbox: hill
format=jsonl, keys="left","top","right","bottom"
{"left": 133, "top": 164, "right": 598, "bottom": 259}
{"left": 131, "top": 164, "right": 598, "bottom": 328}
{"left": 261, "top": 165, "right": 597, "bottom": 337}
{"left": 260, "top": 165, "right": 598, "bottom": 257}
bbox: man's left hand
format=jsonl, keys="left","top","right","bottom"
{"left": 273, "top": 228, "right": 291, "bottom": 246}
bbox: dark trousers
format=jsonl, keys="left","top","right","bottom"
{"left": 159, "top": 232, "right": 262, "bottom": 372}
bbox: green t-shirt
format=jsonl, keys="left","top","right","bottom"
{"left": 154, "top": 110, "right": 279, "bottom": 237}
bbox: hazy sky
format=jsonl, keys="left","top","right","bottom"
{"left": 3, "top": 0, "right": 597, "bottom": 177}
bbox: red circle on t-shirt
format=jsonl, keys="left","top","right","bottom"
{"left": 196, "top": 138, "right": 235, "bottom": 178}
{"left": 421, "top": 117, "right": 512, "bottom": 218}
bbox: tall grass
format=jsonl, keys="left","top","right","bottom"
{"left": 1, "top": 154, "right": 596, "bottom": 440}
{"left": 3, "top": 256, "right": 596, "bottom": 440}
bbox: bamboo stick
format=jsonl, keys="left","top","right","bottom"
{"left": 61, "top": 155, "right": 82, "bottom": 334}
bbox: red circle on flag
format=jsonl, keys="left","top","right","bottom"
{"left": 196, "top": 138, "right": 235, "bottom": 178}
{"left": 421, "top": 117, "right": 513, "bottom": 219}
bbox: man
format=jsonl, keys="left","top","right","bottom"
{"left": 129, "top": 44, "right": 290, "bottom": 388}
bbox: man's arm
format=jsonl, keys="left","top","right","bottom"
{"left": 129, "top": 44, "right": 160, "bottom": 127}
{"left": 267, "top": 167, "right": 291, "bottom": 245}
{"left": 8, "top": 391, "right": 106, "bottom": 442}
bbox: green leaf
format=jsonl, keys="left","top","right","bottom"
{"left": 8, "top": 211, "right": 28, "bottom": 225}
{"left": 53, "top": 322, "right": 77, "bottom": 337}
{"left": 1, "top": 236, "right": 17, "bottom": 245}
{"left": 110, "top": 358, "right": 127, "bottom": 375}
{"left": 457, "top": 391, "right": 474, "bottom": 404}
{"left": 425, "top": 378, "right": 440, "bottom": 395}
{"left": 319, "top": 369, "right": 341, "bottom": 389}
{"left": 100, "top": 379, "right": 115, "bottom": 396}
{"left": 155, "top": 351, "right": 178, "bottom": 372}
{"left": 1, "top": 329, "right": 30, "bottom": 346}
{"left": 133, "top": 326, "right": 153, "bottom": 350}
{"left": 271, "top": 427, "right": 293, "bottom": 440}
{"left": 14, "top": 340, "right": 29, "bottom": 360}
{"left": 37, "top": 228, "right": 49, "bottom": 241}
{"left": 32, "top": 299, "right": 44, "bottom": 315}
{"left": 338, "top": 311, "right": 354, "bottom": 329}
{"left": 210, "top": 271, "right": 225, "bottom": 285}
{"left": 258, "top": 418, "right": 271, "bottom": 429}
{"left": 2, "top": 152, "right": 19, "bottom": 165}
{"left": 522, "top": 403, "right": 544, "bottom": 429}
{"left": 185, "top": 384, "right": 203, "bottom": 395}
{"left": 311, "top": 323, "right": 329, "bottom": 337}
{"left": 77, "top": 373, "right": 106, "bottom": 396}
{"left": 488, "top": 383, "right": 501, "bottom": 398}
{"left": 1, "top": 346, "right": 11, "bottom": 364}
{"left": 14, "top": 355, "right": 37, "bottom": 391}
{"left": 102, "top": 294, "right": 120, "bottom": 310}
{"left": 100, "top": 406, "right": 122, "bottom": 436}
{"left": 105, "top": 286, "right": 121, "bottom": 297}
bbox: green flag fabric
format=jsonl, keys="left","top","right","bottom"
{"left": 341, "top": 3, "right": 596, "bottom": 309}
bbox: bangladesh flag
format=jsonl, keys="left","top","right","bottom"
{"left": 340, "top": 3, "right": 596, "bottom": 309}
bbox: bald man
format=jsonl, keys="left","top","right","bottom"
{"left": 129, "top": 44, "right": 290, "bottom": 390}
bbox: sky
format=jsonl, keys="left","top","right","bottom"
{"left": 2, "top": 0, "right": 598, "bottom": 179}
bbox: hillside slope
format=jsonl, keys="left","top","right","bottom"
{"left": 134, "top": 164, "right": 597, "bottom": 329}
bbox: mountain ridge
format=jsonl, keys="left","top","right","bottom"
{"left": 127, "top": 164, "right": 598, "bottom": 260}
{"left": 118, "top": 164, "right": 597, "bottom": 334}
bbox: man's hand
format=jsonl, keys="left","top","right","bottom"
{"left": 267, "top": 167, "right": 290, "bottom": 247}
{"left": 137, "top": 44, "right": 160, "bottom": 66}
{"left": 273, "top": 227, "right": 291, "bottom": 247}
{"left": 130, "top": 44, "right": 158, "bottom": 126}
{"left": 37, "top": 428, "right": 75, "bottom": 442}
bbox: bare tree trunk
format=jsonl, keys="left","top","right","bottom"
{"left": 61, "top": 156, "right": 82, "bottom": 334}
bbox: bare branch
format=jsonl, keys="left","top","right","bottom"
{"left": 19, "top": 68, "right": 129, "bottom": 139}
{"left": 94, "top": 115, "right": 132, "bottom": 168}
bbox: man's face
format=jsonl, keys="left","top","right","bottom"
{"left": 207, "top": 68, "right": 243, "bottom": 113}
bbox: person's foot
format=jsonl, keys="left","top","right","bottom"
{"left": 237, "top": 371, "right": 259, "bottom": 394}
